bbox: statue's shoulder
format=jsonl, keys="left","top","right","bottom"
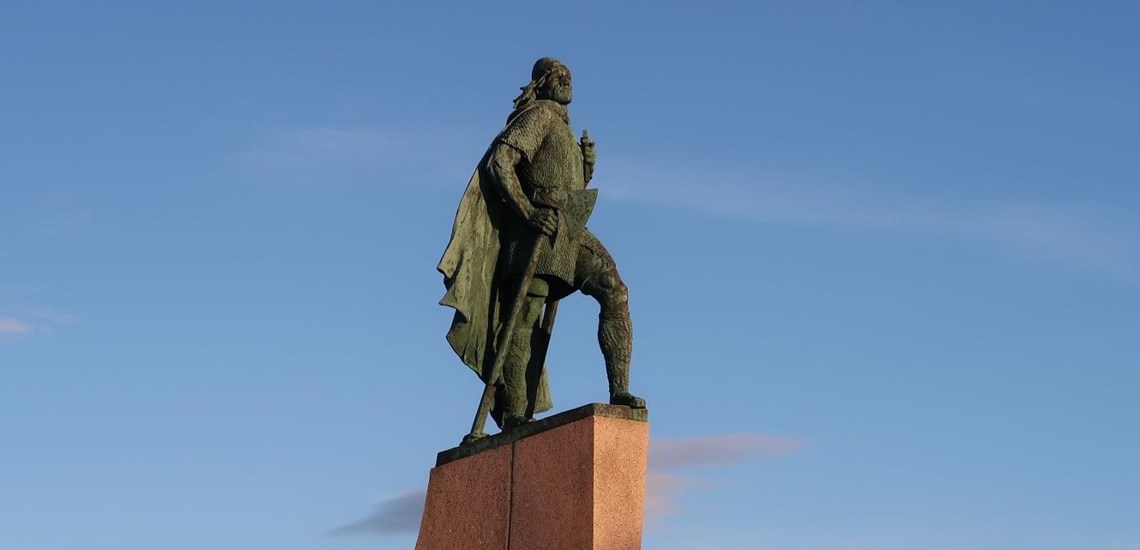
{"left": 498, "top": 101, "right": 565, "bottom": 158}
{"left": 529, "top": 99, "right": 565, "bottom": 115}
{"left": 504, "top": 100, "right": 562, "bottom": 129}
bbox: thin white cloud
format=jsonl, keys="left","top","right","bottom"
{"left": 646, "top": 434, "right": 802, "bottom": 523}
{"left": 230, "top": 124, "right": 1137, "bottom": 280}
{"left": 17, "top": 191, "right": 95, "bottom": 236}
{"left": 650, "top": 434, "right": 803, "bottom": 470}
{"left": 0, "top": 308, "right": 74, "bottom": 341}
{"left": 0, "top": 318, "right": 31, "bottom": 339}
{"left": 335, "top": 432, "right": 801, "bottom": 537}
{"left": 233, "top": 126, "right": 476, "bottom": 186}
{"left": 645, "top": 471, "right": 702, "bottom": 519}
{"left": 237, "top": 127, "right": 402, "bottom": 170}
{"left": 328, "top": 491, "right": 424, "bottom": 536}
{"left": 39, "top": 191, "right": 94, "bottom": 233}
{"left": 42, "top": 211, "right": 93, "bottom": 236}
{"left": 21, "top": 307, "right": 75, "bottom": 326}
{"left": 602, "top": 160, "right": 1139, "bottom": 280}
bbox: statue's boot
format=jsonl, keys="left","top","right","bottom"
{"left": 503, "top": 414, "right": 534, "bottom": 430}
{"left": 599, "top": 313, "right": 646, "bottom": 409}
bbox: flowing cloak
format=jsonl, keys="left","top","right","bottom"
{"left": 437, "top": 111, "right": 554, "bottom": 424}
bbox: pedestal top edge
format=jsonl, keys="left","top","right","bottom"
{"left": 435, "top": 403, "right": 649, "bottom": 466}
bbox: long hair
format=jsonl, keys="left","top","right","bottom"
{"left": 511, "top": 72, "right": 551, "bottom": 111}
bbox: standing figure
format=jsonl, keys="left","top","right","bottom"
{"left": 438, "top": 57, "right": 646, "bottom": 433}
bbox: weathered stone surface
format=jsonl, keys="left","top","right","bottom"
{"left": 511, "top": 414, "right": 594, "bottom": 549}
{"left": 414, "top": 444, "right": 511, "bottom": 550}
{"left": 591, "top": 415, "right": 649, "bottom": 550}
{"left": 415, "top": 403, "right": 649, "bottom": 550}
{"left": 437, "top": 403, "right": 648, "bottom": 466}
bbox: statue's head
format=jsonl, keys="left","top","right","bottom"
{"left": 531, "top": 57, "right": 573, "bottom": 105}
{"left": 512, "top": 57, "right": 573, "bottom": 110}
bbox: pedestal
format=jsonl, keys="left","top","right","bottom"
{"left": 415, "top": 403, "right": 649, "bottom": 550}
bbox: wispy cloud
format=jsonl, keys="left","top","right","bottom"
{"left": 42, "top": 211, "right": 93, "bottom": 236}
{"left": 651, "top": 434, "right": 803, "bottom": 470}
{"left": 0, "top": 318, "right": 31, "bottom": 339}
{"left": 333, "top": 432, "right": 801, "bottom": 537}
{"left": 23, "top": 191, "right": 95, "bottom": 236}
{"left": 233, "top": 126, "right": 476, "bottom": 186}
{"left": 645, "top": 471, "right": 702, "bottom": 518}
{"left": 231, "top": 124, "right": 1137, "bottom": 279}
{"left": 0, "top": 308, "right": 74, "bottom": 341}
{"left": 328, "top": 491, "right": 424, "bottom": 536}
{"left": 646, "top": 434, "right": 802, "bottom": 523}
{"left": 603, "top": 160, "right": 1139, "bottom": 280}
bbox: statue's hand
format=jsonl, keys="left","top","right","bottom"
{"left": 527, "top": 207, "right": 558, "bottom": 237}
{"left": 580, "top": 129, "right": 596, "bottom": 167}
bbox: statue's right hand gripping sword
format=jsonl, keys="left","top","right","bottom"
{"left": 462, "top": 188, "right": 597, "bottom": 445}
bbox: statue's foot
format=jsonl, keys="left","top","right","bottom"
{"left": 610, "top": 391, "right": 647, "bottom": 409}
{"left": 503, "top": 414, "right": 534, "bottom": 430}
{"left": 461, "top": 432, "right": 485, "bottom": 446}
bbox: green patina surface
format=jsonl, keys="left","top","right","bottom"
{"left": 438, "top": 58, "right": 646, "bottom": 443}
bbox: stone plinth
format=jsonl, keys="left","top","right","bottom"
{"left": 415, "top": 403, "right": 649, "bottom": 550}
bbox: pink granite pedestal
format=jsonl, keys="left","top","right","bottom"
{"left": 415, "top": 403, "right": 649, "bottom": 550}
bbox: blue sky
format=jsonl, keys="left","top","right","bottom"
{"left": 2, "top": 2, "right": 1138, "bottom": 549}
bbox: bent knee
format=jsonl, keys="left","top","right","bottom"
{"left": 585, "top": 272, "right": 628, "bottom": 309}
{"left": 526, "top": 277, "right": 550, "bottom": 298}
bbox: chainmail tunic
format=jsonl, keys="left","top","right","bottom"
{"left": 495, "top": 99, "right": 589, "bottom": 288}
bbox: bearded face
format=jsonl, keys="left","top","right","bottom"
{"left": 540, "top": 68, "right": 573, "bottom": 105}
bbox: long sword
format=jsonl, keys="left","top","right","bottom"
{"left": 463, "top": 232, "right": 549, "bottom": 444}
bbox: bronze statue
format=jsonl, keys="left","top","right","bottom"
{"left": 438, "top": 57, "right": 645, "bottom": 443}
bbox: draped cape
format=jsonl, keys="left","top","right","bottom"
{"left": 436, "top": 114, "right": 554, "bottom": 425}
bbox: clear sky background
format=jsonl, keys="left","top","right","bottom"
{"left": 2, "top": 2, "right": 1138, "bottom": 549}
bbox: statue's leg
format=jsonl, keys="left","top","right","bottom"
{"left": 499, "top": 276, "right": 547, "bottom": 429}
{"left": 575, "top": 233, "right": 646, "bottom": 409}
{"left": 523, "top": 278, "right": 551, "bottom": 419}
